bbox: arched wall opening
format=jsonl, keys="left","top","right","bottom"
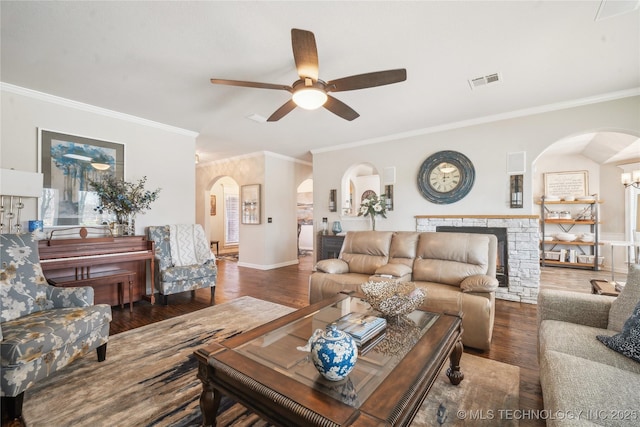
{"left": 532, "top": 130, "right": 640, "bottom": 272}
{"left": 204, "top": 175, "right": 240, "bottom": 256}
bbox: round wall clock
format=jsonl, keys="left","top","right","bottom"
{"left": 417, "top": 150, "right": 475, "bottom": 204}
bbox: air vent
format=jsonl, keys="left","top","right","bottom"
{"left": 468, "top": 73, "right": 502, "bottom": 90}
{"left": 246, "top": 113, "right": 267, "bottom": 123}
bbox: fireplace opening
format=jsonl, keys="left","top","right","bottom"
{"left": 435, "top": 226, "right": 508, "bottom": 287}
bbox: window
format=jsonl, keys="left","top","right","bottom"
{"left": 225, "top": 193, "right": 239, "bottom": 244}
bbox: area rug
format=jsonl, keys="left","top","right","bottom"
{"left": 22, "top": 297, "right": 519, "bottom": 426}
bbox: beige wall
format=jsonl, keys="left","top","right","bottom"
{"left": 312, "top": 96, "right": 640, "bottom": 235}
{"left": 0, "top": 85, "right": 197, "bottom": 234}
{"left": 196, "top": 152, "right": 312, "bottom": 269}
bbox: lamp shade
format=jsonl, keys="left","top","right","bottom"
{"left": 0, "top": 169, "right": 44, "bottom": 197}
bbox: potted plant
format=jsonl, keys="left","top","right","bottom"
{"left": 89, "top": 175, "right": 161, "bottom": 236}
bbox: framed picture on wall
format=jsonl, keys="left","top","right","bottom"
{"left": 38, "top": 129, "right": 125, "bottom": 227}
{"left": 241, "top": 184, "right": 260, "bottom": 224}
{"left": 544, "top": 170, "right": 588, "bottom": 198}
{"left": 210, "top": 195, "right": 217, "bottom": 216}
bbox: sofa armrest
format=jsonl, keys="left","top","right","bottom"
{"left": 315, "top": 259, "right": 350, "bottom": 274}
{"left": 460, "top": 274, "right": 499, "bottom": 293}
{"left": 537, "top": 289, "right": 613, "bottom": 329}
{"left": 48, "top": 285, "right": 95, "bottom": 308}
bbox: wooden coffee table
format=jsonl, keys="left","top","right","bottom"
{"left": 195, "top": 293, "right": 464, "bottom": 426}
{"left": 590, "top": 279, "right": 620, "bottom": 297}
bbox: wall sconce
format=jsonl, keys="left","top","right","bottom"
{"left": 1, "top": 169, "right": 44, "bottom": 233}
{"left": 621, "top": 170, "right": 640, "bottom": 189}
{"left": 510, "top": 174, "right": 523, "bottom": 208}
{"left": 384, "top": 185, "right": 394, "bottom": 211}
{"left": 329, "top": 189, "right": 337, "bottom": 212}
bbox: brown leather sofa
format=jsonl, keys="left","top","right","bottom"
{"left": 309, "top": 231, "right": 498, "bottom": 350}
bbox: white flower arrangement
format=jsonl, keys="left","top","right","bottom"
{"left": 357, "top": 193, "right": 387, "bottom": 230}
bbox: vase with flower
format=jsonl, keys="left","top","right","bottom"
{"left": 90, "top": 175, "right": 161, "bottom": 236}
{"left": 357, "top": 193, "right": 387, "bottom": 230}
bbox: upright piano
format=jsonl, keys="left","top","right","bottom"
{"left": 39, "top": 230, "right": 155, "bottom": 306}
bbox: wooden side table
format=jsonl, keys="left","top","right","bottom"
{"left": 590, "top": 279, "right": 620, "bottom": 297}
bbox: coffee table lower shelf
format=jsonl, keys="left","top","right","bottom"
{"left": 195, "top": 294, "right": 464, "bottom": 427}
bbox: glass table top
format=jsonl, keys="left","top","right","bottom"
{"left": 234, "top": 296, "right": 439, "bottom": 408}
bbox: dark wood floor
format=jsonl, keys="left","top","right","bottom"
{"left": 108, "top": 256, "right": 623, "bottom": 427}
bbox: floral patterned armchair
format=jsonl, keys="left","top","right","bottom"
{"left": 0, "top": 233, "right": 112, "bottom": 423}
{"left": 147, "top": 224, "right": 217, "bottom": 304}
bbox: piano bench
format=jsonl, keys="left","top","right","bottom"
{"left": 47, "top": 269, "right": 136, "bottom": 313}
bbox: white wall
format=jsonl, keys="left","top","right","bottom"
{"left": 0, "top": 85, "right": 198, "bottom": 233}
{"left": 312, "top": 96, "right": 640, "bottom": 237}
{"left": 196, "top": 151, "right": 312, "bottom": 269}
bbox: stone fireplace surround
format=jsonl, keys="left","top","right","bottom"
{"left": 416, "top": 215, "right": 540, "bottom": 304}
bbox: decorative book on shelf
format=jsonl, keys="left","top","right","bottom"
{"left": 332, "top": 312, "right": 387, "bottom": 346}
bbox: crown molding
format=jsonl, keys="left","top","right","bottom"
{"left": 311, "top": 88, "right": 640, "bottom": 155}
{"left": 198, "top": 150, "right": 312, "bottom": 168}
{"left": 1, "top": 82, "right": 199, "bottom": 138}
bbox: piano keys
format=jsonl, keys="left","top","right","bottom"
{"left": 39, "top": 233, "right": 155, "bottom": 306}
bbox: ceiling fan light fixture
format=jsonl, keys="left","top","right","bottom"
{"left": 292, "top": 87, "right": 327, "bottom": 110}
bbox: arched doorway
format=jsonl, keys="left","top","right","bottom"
{"left": 206, "top": 176, "right": 240, "bottom": 258}
{"left": 297, "top": 178, "right": 313, "bottom": 256}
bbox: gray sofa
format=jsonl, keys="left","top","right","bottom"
{"left": 537, "top": 264, "right": 640, "bottom": 426}
{"left": 310, "top": 231, "right": 498, "bottom": 350}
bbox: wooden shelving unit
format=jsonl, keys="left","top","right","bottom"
{"left": 538, "top": 198, "right": 602, "bottom": 270}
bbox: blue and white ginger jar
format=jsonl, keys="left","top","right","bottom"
{"left": 308, "top": 325, "right": 358, "bottom": 381}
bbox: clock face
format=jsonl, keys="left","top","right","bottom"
{"left": 418, "top": 151, "right": 475, "bottom": 204}
{"left": 428, "top": 162, "right": 461, "bottom": 193}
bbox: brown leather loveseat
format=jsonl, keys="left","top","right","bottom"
{"left": 309, "top": 230, "right": 498, "bottom": 350}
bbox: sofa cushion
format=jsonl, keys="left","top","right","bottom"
{"left": 1, "top": 305, "right": 112, "bottom": 367}
{"left": 539, "top": 350, "right": 640, "bottom": 427}
{"left": 539, "top": 319, "right": 640, "bottom": 374}
{"left": 608, "top": 263, "right": 640, "bottom": 332}
{"left": 388, "top": 232, "right": 420, "bottom": 267}
{"left": 160, "top": 260, "right": 217, "bottom": 282}
{"left": 340, "top": 231, "right": 393, "bottom": 275}
{"left": 598, "top": 299, "right": 640, "bottom": 364}
{"left": 460, "top": 274, "right": 499, "bottom": 293}
{"left": 412, "top": 232, "right": 491, "bottom": 286}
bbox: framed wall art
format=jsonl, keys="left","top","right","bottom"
{"left": 241, "top": 184, "right": 261, "bottom": 224}
{"left": 544, "top": 170, "right": 588, "bottom": 198}
{"left": 38, "top": 129, "right": 125, "bottom": 227}
{"left": 210, "top": 195, "right": 217, "bottom": 216}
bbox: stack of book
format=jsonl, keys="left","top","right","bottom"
{"left": 332, "top": 312, "right": 387, "bottom": 348}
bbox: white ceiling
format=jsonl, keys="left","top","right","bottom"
{"left": 1, "top": 1, "right": 639, "bottom": 164}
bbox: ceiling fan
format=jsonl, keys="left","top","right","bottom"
{"left": 210, "top": 28, "right": 407, "bottom": 122}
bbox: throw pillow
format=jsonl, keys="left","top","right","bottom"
{"left": 460, "top": 274, "right": 499, "bottom": 293}
{"left": 608, "top": 263, "right": 640, "bottom": 331}
{"left": 597, "top": 299, "right": 640, "bottom": 363}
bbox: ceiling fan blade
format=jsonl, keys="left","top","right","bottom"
{"left": 327, "top": 69, "right": 407, "bottom": 92}
{"left": 210, "top": 78, "right": 292, "bottom": 91}
{"left": 267, "top": 99, "right": 297, "bottom": 122}
{"left": 324, "top": 95, "right": 360, "bottom": 121}
{"left": 291, "top": 29, "right": 319, "bottom": 81}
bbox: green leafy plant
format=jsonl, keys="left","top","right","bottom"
{"left": 90, "top": 175, "right": 161, "bottom": 223}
